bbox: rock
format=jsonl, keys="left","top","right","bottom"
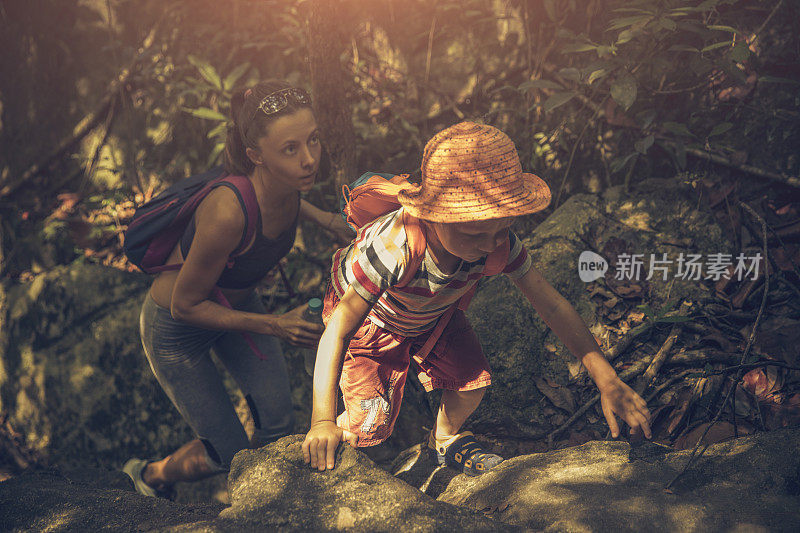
{"left": 0, "top": 467, "right": 224, "bottom": 532}
{"left": 0, "top": 262, "right": 195, "bottom": 470}
{"left": 436, "top": 427, "right": 800, "bottom": 532}
{"left": 2, "top": 428, "right": 798, "bottom": 531}
{"left": 462, "top": 177, "right": 730, "bottom": 437}
{"left": 209, "top": 434, "right": 514, "bottom": 531}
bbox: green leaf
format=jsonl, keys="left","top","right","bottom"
{"left": 587, "top": 69, "right": 609, "bottom": 84}
{"left": 758, "top": 75, "right": 800, "bottom": 85}
{"left": 637, "top": 109, "right": 657, "bottom": 129}
{"left": 658, "top": 17, "right": 677, "bottom": 31}
{"left": 670, "top": 141, "right": 687, "bottom": 169}
{"left": 562, "top": 42, "right": 598, "bottom": 53}
{"left": 207, "top": 121, "right": 228, "bottom": 139}
{"left": 707, "top": 24, "right": 740, "bottom": 34}
{"left": 184, "top": 107, "right": 227, "bottom": 121}
{"left": 616, "top": 29, "right": 634, "bottom": 45}
{"left": 559, "top": 67, "right": 582, "bottom": 82}
{"left": 207, "top": 142, "right": 225, "bottom": 167}
{"left": 663, "top": 121, "right": 694, "bottom": 137}
{"left": 610, "top": 152, "right": 638, "bottom": 173}
{"left": 634, "top": 135, "right": 654, "bottom": 154}
{"left": 636, "top": 303, "right": 655, "bottom": 319}
{"left": 668, "top": 44, "right": 699, "bottom": 52}
{"left": 608, "top": 15, "right": 652, "bottom": 31}
{"left": 518, "top": 79, "right": 563, "bottom": 92}
{"left": 610, "top": 73, "right": 637, "bottom": 111}
{"left": 656, "top": 315, "right": 691, "bottom": 323}
{"left": 188, "top": 54, "right": 222, "bottom": 90}
{"left": 701, "top": 40, "right": 733, "bottom": 53}
{"left": 709, "top": 122, "right": 733, "bottom": 137}
{"left": 543, "top": 92, "right": 577, "bottom": 113}
{"left": 730, "top": 40, "right": 750, "bottom": 63}
{"left": 223, "top": 62, "right": 251, "bottom": 92}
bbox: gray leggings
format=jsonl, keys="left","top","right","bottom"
{"left": 139, "top": 292, "right": 294, "bottom": 470}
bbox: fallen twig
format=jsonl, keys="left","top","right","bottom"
{"left": 547, "top": 349, "right": 738, "bottom": 445}
{"left": 635, "top": 302, "right": 691, "bottom": 395}
{"left": 665, "top": 202, "right": 770, "bottom": 491}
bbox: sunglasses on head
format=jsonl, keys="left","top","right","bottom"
{"left": 251, "top": 87, "right": 312, "bottom": 120}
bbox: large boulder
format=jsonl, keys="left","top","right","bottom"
{"left": 0, "top": 263, "right": 187, "bottom": 469}
{"left": 461, "top": 177, "right": 730, "bottom": 437}
{"left": 436, "top": 427, "right": 800, "bottom": 531}
{"left": 2, "top": 428, "right": 798, "bottom": 531}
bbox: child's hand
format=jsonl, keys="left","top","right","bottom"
{"left": 302, "top": 420, "right": 358, "bottom": 471}
{"left": 599, "top": 378, "right": 652, "bottom": 439}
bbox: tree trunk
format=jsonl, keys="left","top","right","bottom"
{"left": 307, "top": 0, "right": 357, "bottom": 192}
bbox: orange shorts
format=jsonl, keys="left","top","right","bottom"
{"left": 322, "top": 284, "right": 492, "bottom": 447}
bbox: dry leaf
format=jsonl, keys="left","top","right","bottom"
{"left": 673, "top": 421, "right": 749, "bottom": 450}
{"left": 534, "top": 376, "right": 577, "bottom": 413}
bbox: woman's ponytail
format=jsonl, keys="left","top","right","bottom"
{"left": 224, "top": 88, "right": 255, "bottom": 176}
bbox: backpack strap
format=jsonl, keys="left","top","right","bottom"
{"left": 214, "top": 175, "right": 260, "bottom": 258}
{"left": 397, "top": 210, "right": 427, "bottom": 288}
{"left": 412, "top": 237, "right": 511, "bottom": 363}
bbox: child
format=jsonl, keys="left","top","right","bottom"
{"left": 302, "top": 122, "right": 651, "bottom": 476}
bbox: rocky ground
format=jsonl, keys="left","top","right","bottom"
{"left": 2, "top": 175, "right": 799, "bottom": 530}
{"left": 2, "top": 429, "right": 799, "bottom": 531}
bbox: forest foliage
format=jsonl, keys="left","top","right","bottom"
{"left": 0, "top": 0, "right": 798, "bottom": 277}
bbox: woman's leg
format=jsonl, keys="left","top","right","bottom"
{"left": 138, "top": 293, "right": 250, "bottom": 489}
{"left": 211, "top": 292, "right": 294, "bottom": 448}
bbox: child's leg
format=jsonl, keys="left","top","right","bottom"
{"left": 412, "top": 310, "right": 502, "bottom": 475}
{"left": 433, "top": 387, "right": 487, "bottom": 442}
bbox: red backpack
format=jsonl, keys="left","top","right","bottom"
{"left": 341, "top": 172, "right": 509, "bottom": 359}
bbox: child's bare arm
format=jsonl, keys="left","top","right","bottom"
{"left": 302, "top": 286, "right": 373, "bottom": 470}
{"left": 512, "top": 265, "right": 652, "bottom": 438}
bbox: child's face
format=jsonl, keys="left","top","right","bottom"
{"left": 429, "top": 217, "right": 514, "bottom": 263}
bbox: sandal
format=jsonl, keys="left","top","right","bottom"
{"left": 122, "top": 458, "right": 174, "bottom": 499}
{"left": 433, "top": 432, "right": 504, "bottom": 477}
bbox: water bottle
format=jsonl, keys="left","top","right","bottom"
{"left": 302, "top": 297, "right": 323, "bottom": 377}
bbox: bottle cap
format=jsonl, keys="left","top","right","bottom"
{"left": 308, "top": 297, "right": 323, "bottom": 314}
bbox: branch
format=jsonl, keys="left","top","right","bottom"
{"left": 681, "top": 146, "right": 800, "bottom": 190}
{"left": 547, "top": 349, "right": 739, "bottom": 445}
{"left": 0, "top": 26, "right": 158, "bottom": 200}
{"left": 665, "top": 202, "right": 770, "bottom": 491}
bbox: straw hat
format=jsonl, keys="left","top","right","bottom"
{"left": 397, "top": 122, "right": 551, "bottom": 223}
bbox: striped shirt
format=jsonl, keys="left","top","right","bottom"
{"left": 330, "top": 208, "right": 531, "bottom": 336}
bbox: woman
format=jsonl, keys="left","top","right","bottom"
{"left": 123, "top": 80, "right": 352, "bottom": 497}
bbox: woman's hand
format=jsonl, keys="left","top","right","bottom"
{"left": 599, "top": 378, "right": 652, "bottom": 439}
{"left": 324, "top": 212, "right": 354, "bottom": 246}
{"left": 271, "top": 303, "right": 324, "bottom": 347}
{"left": 302, "top": 420, "right": 358, "bottom": 471}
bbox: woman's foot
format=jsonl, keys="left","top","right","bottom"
{"left": 430, "top": 432, "right": 504, "bottom": 477}
{"left": 122, "top": 458, "right": 174, "bottom": 499}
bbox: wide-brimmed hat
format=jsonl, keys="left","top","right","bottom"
{"left": 397, "top": 122, "right": 551, "bottom": 223}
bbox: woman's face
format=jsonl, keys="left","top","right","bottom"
{"left": 250, "top": 108, "right": 322, "bottom": 193}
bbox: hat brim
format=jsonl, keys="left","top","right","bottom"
{"left": 398, "top": 172, "right": 551, "bottom": 223}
